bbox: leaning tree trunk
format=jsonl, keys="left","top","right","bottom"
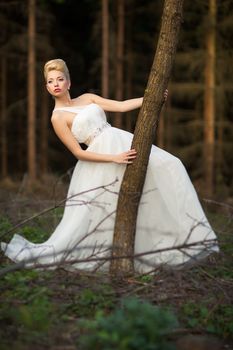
{"left": 203, "top": 0, "right": 216, "bottom": 197}
{"left": 125, "top": 0, "right": 133, "bottom": 132}
{"left": 101, "top": 0, "right": 109, "bottom": 98}
{"left": 157, "top": 102, "right": 165, "bottom": 148}
{"left": 27, "top": 0, "right": 36, "bottom": 182}
{"left": 1, "top": 55, "right": 8, "bottom": 179}
{"left": 110, "top": 0, "right": 184, "bottom": 276}
{"left": 114, "top": 0, "right": 124, "bottom": 128}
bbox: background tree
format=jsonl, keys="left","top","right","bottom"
{"left": 110, "top": 0, "right": 184, "bottom": 276}
{"left": 114, "top": 0, "right": 125, "bottom": 128}
{"left": 39, "top": 87, "right": 49, "bottom": 175}
{"left": 101, "top": 0, "right": 109, "bottom": 98}
{"left": 1, "top": 0, "right": 232, "bottom": 198}
{"left": 1, "top": 55, "right": 7, "bottom": 179}
{"left": 27, "top": 0, "right": 37, "bottom": 182}
{"left": 204, "top": 0, "right": 216, "bottom": 197}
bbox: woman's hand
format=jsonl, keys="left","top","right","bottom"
{"left": 113, "top": 149, "right": 137, "bottom": 164}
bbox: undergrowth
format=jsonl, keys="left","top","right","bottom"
{"left": 0, "top": 200, "right": 232, "bottom": 349}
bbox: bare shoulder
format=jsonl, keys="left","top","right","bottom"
{"left": 51, "top": 110, "right": 66, "bottom": 125}
{"left": 76, "top": 93, "right": 97, "bottom": 104}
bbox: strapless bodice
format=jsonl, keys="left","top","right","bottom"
{"left": 54, "top": 103, "right": 111, "bottom": 145}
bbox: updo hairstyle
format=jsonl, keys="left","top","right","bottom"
{"left": 44, "top": 58, "right": 70, "bottom": 81}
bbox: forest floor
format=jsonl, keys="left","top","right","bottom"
{"left": 0, "top": 176, "right": 232, "bottom": 350}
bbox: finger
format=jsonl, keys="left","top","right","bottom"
{"left": 126, "top": 153, "right": 136, "bottom": 158}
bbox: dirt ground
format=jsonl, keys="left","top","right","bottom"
{"left": 0, "top": 179, "right": 232, "bottom": 349}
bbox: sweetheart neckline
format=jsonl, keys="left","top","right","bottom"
{"left": 53, "top": 103, "right": 97, "bottom": 133}
{"left": 53, "top": 103, "right": 105, "bottom": 135}
{"left": 53, "top": 102, "right": 96, "bottom": 112}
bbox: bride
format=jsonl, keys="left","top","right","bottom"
{"left": 1, "top": 58, "right": 218, "bottom": 272}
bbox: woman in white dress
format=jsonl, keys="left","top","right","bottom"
{"left": 1, "top": 59, "right": 218, "bottom": 272}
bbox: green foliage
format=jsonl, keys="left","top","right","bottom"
{"left": 0, "top": 269, "right": 54, "bottom": 344}
{"left": 16, "top": 295, "right": 52, "bottom": 332}
{"left": 65, "top": 285, "right": 115, "bottom": 317}
{"left": 136, "top": 274, "right": 153, "bottom": 283}
{"left": 79, "top": 297, "right": 178, "bottom": 350}
{"left": 0, "top": 216, "right": 50, "bottom": 244}
{"left": 2, "top": 269, "right": 50, "bottom": 300}
{"left": 20, "top": 225, "right": 49, "bottom": 243}
{"left": 0, "top": 216, "right": 12, "bottom": 243}
{"left": 0, "top": 217, "right": 12, "bottom": 232}
{"left": 181, "top": 301, "right": 233, "bottom": 338}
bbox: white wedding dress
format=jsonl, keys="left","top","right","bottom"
{"left": 1, "top": 103, "right": 219, "bottom": 272}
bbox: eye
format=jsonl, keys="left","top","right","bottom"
{"left": 47, "top": 80, "right": 52, "bottom": 84}
{"left": 59, "top": 78, "right": 64, "bottom": 81}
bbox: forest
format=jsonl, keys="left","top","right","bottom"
{"left": 0, "top": 0, "right": 233, "bottom": 349}
{"left": 1, "top": 0, "right": 233, "bottom": 197}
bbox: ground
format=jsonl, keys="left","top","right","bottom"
{"left": 0, "top": 176, "right": 232, "bottom": 350}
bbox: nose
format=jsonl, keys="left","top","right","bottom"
{"left": 54, "top": 81, "right": 59, "bottom": 87}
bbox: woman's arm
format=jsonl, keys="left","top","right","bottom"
{"left": 78, "top": 89, "right": 168, "bottom": 113}
{"left": 51, "top": 114, "right": 136, "bottom": 164}
{"left": 79, "top": 93, "right": 143, "bottom": 113}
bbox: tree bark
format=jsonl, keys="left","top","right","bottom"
{"left": 27, "top": 0, "right": 36, "bottom": 182}
{"left": 114, "top": 0, "right": 124, "bottom": 128}
{"left": 203, "top": 0, "right": 216, "bottom": 197}
{"left": 1, "top": 55, "right": 8, "bottom": 179}
{"left": 40, "top": 87, "right": 49, "bottom": 175}
{"left": 110, "top": 0, "right": 184, "bottom": 276}
{"left": 101, "top": 0, "right": 109, "bottom": 98}
{"left": 125, "top": 1, "right": 133, "bottom": 132}
{"left": 157, "top": 106, "right": 165, "bottom": 148}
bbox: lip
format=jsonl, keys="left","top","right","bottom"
{"left": 54, "top": 88, "right": 61, "bottom": 93}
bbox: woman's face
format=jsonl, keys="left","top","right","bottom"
{"left": 46, "top": 70, "right": 70, "bottom": 97}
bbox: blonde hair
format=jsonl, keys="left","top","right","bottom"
{"left": 44, "top": 58, "right": 70, "bottom": 81}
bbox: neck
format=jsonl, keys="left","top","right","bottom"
{"left": 54, "top": 93, "right": 72, "bottom": 108}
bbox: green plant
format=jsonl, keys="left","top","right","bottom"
{"left": 66, "top": 285, "right": 115, "bottom": 317}
{"left": 79, "top": 297, "right": 178, "bottom": 350}
{"left": 0, "top": 217, "right": 12, "bottom": 243}
{"left": 181, "top": 301, "right": 233, "bottom": 338}
{"left": 21, "top": 225, "right": 49, "bottom": 243}
{"left": 137, "top": 274, "right": 154, "bottom": 283}
{"left": 16, "top": 295, "right": 52, "bottom": 332}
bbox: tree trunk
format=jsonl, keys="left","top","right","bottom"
{"left": 114, "top": 0, "right": 124, "bottom": 128}
{"left": 17, "top": 112, "right": 24, "bottom": 175}
{"left": 110, "top": 0, "right": 184, "bottom": 276}
{"left": 1, "top": 55, "right": 8, "bottom": 179}
{"left": 216, "top": 85, "right": 224, "bottom": 190}
{"left": 125, "top": 1, "right": 133, "bottom": 132}
{"left": 157, "top": 84, "right": 171, "bottom": 149}
{"left": 157, "top": 106, "right": 165, "bottom": 148}
{"left": 165, "top": 90, "right": 172, "bottom": 151}
{"left": 203, "top": 0, "right": 216, "bottom": 197}
{"left": 27, "top": 0, "right": 36, "bottom": 182}
{"left": 214, "top": 85, "right": 225, "bottom": 194}
{"left": 40, "top": 87, "right": 49, "bottom": 175}
{"left": 101, "top": 0, "right": 109, "bottom": 98}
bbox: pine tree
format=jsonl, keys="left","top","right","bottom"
{"left": 102, "top": 0, "right": 109, "bottom": 98}
{"left": 27, "top": 0, "right": 37, "bottom": 182}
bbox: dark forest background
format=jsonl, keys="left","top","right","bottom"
{"left": 0, "top": 0, "right": 233, "bottom": 199}
{"left": 1, "top": 3, "right": 233, "bottom": 348}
